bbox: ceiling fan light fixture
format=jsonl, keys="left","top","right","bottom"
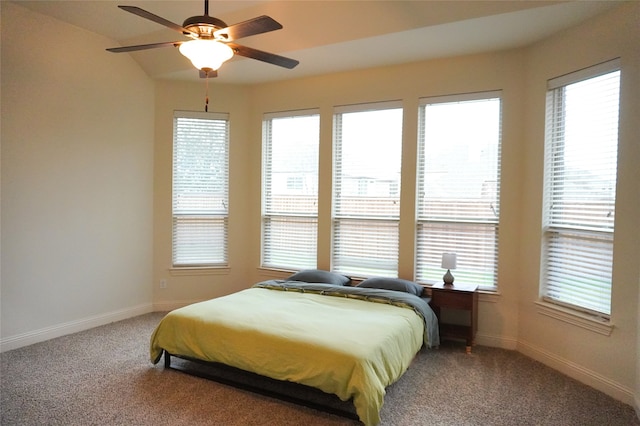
{"left": 179, "top": 39, "right": 234, "bottom": 71}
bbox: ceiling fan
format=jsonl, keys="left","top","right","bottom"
{"left": 106, "top": 0, "right": 299, "bottom": 78}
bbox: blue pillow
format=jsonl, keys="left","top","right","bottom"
{"left": 286, "top": 269, "right": 351, "bottom": 286}
{"left": 357, "top": 277, "right": 424, "bottom": 296}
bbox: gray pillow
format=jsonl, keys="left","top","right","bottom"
{"left": 357, "top": 277, "right": 424, "bottom": 296}
{"left": 286, "top": 269, "right": 351, "bottom": 286}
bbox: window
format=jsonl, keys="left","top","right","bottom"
{"left": 332, "top": 101, "right": 403, "bottom": 277}
{"left": 416, "top": 93, "right": 502, "bottom": 290}
{"left": 172, "top": 111, "right": 229, "bottom": 267}
{"left": 262, "top": 110, "right": 320, "bottom": 270}
{"left": 542, "top": 60, "right": 620, "bottom": 317}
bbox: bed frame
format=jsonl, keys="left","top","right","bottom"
{"left": 163, "top": 351, "right": 360, "bottom": 421}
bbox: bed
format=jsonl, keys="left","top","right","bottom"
{"left": 150, "top": 272, "right": 439, "bottom": 426}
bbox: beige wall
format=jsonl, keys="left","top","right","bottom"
{"left": 1, "top": 2, "right": 155, "bottom": 348}
{"left": 1, "top": 0, "right": 638, "bottom": 416}
{"left": 151, "top": 2, "right": 639, "bottom": 407}
{"left": 152, "top": 49, "right": 528, "bottom": 346}
{"left": 152, "top": 81, "right": 254, "bottom": 310}
{"left": 243, "top": 51, "right": 527, "bottom": 350}
{"left": 516, "top": 2, "right": 640, "bottom": 404}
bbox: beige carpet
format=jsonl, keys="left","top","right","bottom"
{"left": 2, "top": 312, "right": 638, "bottom": 425}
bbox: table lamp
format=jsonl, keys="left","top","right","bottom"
{"left": 441, "top": 253, "right": 457, "bottom": 286}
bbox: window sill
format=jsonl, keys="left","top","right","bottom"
{"left": 169, "top": 266, "right": 230, "bottom": 277}
{"left": 535, "top": 301, "right": 613, "bottom": 336}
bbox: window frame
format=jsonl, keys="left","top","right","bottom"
{"left": 261, "top": 109, "right": 320, "bottom": 271}
{"left": 331, "top": 100, "right": 404, "bottom": 278}
{"left": 171, "top": 110, "right": 230, "bottom": 268}
{"left": 415, "top": 91, "right": 503, "bottom": 291}
{"left": 541, "top": 59, "right": 621, "bottom": 319}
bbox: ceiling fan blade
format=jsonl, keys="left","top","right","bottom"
{"left": 118, "top": 5, "right": 198, "bottom": 37}
{"left": 200, "top": 69, "right": 218, "bottom": 78}
{"left": 227, "top": 43, "right": 299, "bottom": 69}
{"left": 106, "top": 41, "right": 182, "bottom": 53}
{"left": 214, "top": 15, "right": 282, "bottom": 41}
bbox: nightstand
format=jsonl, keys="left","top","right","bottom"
{"left": 429, "top": 283, "right": 478, "bottom": 354}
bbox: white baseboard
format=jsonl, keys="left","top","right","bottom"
{"left": 153, "top": 299, "right": 203, "bottom": 312}
{"left": 3, "top": 300, "right": 638, "bottom": 421}
{"left": 517, "top": 339, "right": 635, "bottom": 406}
{"left": 476, "top": 332, "right": 518, "bottom": 350}
{"left": 0, "top": 303, "right": 153, "bottom": 353}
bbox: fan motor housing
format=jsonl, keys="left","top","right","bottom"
{"left": 182, "top": 15, "right": 228, "bottom": 38}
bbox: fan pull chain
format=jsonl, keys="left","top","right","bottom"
{"left": 204, "top": 74, "right": 210, "bottom": 112}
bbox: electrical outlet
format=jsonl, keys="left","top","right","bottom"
{"left": 160, "top": 279, "right": 167, "bottom": 289}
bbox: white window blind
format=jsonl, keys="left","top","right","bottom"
{"left": 542, "top": 60, "right": 620, "bottom": 317}
{"left": 416, "top": 93, "right": 502, "bottom": 289}
{"left": 172, "top": 111, "right": 229, "bottom": 267}
{"left": 332, "top": 101, "right": 403, "bottom": 277}
{"left": 262, "top": 110, "right": 320, "bottom": 270}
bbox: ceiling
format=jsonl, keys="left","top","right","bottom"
{"left": 13, "top": 0, "right": 621, "bottom": 85}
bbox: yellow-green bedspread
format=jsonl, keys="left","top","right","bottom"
{"left": 150, "top": 281, "right": 437, "bottom": 425}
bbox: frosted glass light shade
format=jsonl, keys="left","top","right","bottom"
{"left": 179, "top": 39, "right": 234, "bottom": 71}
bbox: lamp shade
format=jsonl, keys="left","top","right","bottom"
{"left": 441, "top": 253, "right": 457, "bottom": 270}
{"left": 179, "top": 39, "right": 234, "bottom": 71}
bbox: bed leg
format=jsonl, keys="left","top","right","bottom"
{"left": 164, "top": 351, "right": 171, "bottom": 369}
